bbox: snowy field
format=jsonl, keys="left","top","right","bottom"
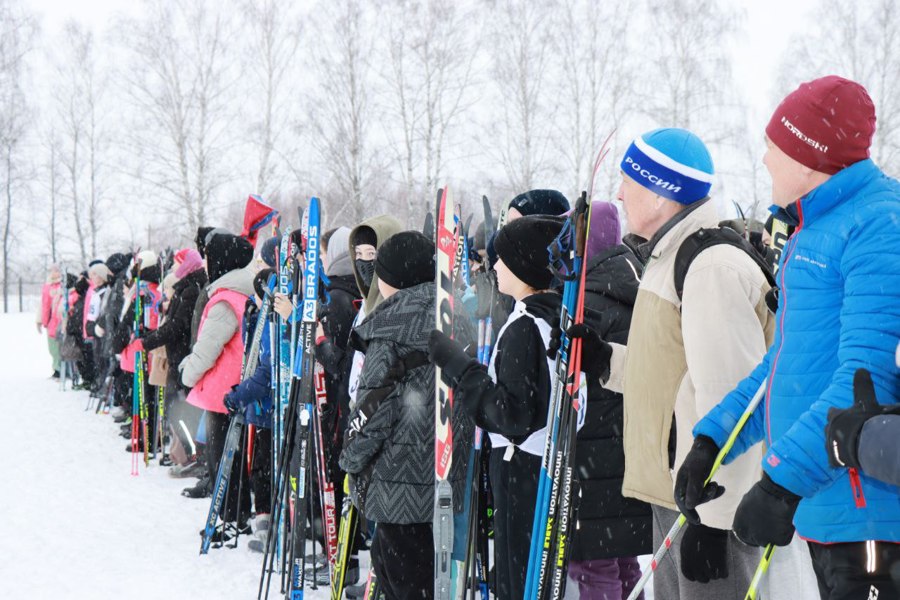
{"left": 0, "top": 311, "right": 658, "bottom": 599}
{"left": 0, "top": 312, "right": 336, "bottom": 600}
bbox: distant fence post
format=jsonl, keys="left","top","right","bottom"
{"left": 19, "top": 278, "right": 23, "bottom": 312}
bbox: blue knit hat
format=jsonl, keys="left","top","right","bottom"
{"left": 620, "top": 128, "right": 714, "bottom": 204}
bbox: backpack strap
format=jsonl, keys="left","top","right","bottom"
{"left": 674, "top": 226, "right": 777, "bottom": 303}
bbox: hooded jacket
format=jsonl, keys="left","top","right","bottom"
{"left": 348, "top": 215, "right": 403, "bottom": 315}
{"left": 570, "top": 245, "right": 651, "bottom": 561}
{"left": 695, "top": 158, "right": 900, "bottom": 542}
{"left": 346, "top": 215, "right": 403, "bottom": 407}
{"left": 339, "top": 282, "right": 474, "bottom": 524}
{"left": 606, "top": 199, "right": 775, "bottom": 530}
{"left": 326, "top": 226, "right": 353, "bottom": 279}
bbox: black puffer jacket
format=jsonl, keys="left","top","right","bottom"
{"left": 142, "top": 267, "right": 207, "bottom": 390}
{"left": 99, "top": 273, "right": 127, "bottom": 358}
{"left": 570, "top": 245, "right": 652, "bottom": 560}
{"left": 315, "top": 273, "right": 362, "bottom": 474}
{"left": 339, "top": 282, "right": 473, "bottom": 524}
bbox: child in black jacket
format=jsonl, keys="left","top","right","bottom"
{"left": 429, "top": 214, "right": 583, "bottom": 600}
{"left": 340, "top": 231, "right": 473, "bottom": 600}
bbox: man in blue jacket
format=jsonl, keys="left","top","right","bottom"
{"left": 674, "top": 75, "right": 900, "bottom": 599}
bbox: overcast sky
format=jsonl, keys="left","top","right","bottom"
{"left": 16, "top": 0, "right": 821, "bottom": 275}
{"left": 27, "top": 0, "right": 816, "bottom": 123}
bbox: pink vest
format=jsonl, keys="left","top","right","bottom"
{"left": 41, "top": 282, "right": 62, "bottom": 335}
{"left": 185, "top": 288, "right": 247, "bottom": 414}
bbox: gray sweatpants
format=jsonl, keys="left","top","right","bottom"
{"left": 652, "top": 504, "right": 760, "bottom": 599}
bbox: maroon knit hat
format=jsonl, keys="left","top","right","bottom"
{"left": 766, "top": 75, "right": 876, "bottom": 175}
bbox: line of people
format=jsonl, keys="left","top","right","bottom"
{"left": 36, "top": 73, "right": 898, "bottom": 600}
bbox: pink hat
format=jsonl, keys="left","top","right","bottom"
{"left": 175, "top": 249, "right": 203, "bottom": 279}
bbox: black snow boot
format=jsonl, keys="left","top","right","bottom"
{"left": 182, "top": 475, "right": 211, "bottom": 499}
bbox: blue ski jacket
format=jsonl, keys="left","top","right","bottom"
{"left": 228, "top": 316, "right": 274, "bottom": 429}
{"left": 695, "top": 158, "right": 900, "bottom": 543}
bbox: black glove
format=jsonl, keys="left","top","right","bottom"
{"left": 547, "top": 323, "right": 612, "bottom": 382}
{"left": 428, "top": 330, "right": 473, "bottom": 386}
{"left": 732, "top": 472, "right": 801, "bottom": 547}
{"left": 826, "top": 368, "right": 887, "bottom": 469}
{"left": 679, "top": 523, "right": 729, "bottom": 583}
{"left": 674, "top": 435, "right": 726, "bottom": 525}
{"left": 472, "top": 270, "right": 496, "bottom": 320}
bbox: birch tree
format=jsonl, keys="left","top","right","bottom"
{"left": 51, "top": 22, "right": 109, "bottom": 262}
{"left": 118, "top": 0, "right": 237, "bottom": 233}
{"left": 309, "top": 0, "right": 380, "bottom": 225}
{"left": 243, "top": 0, "right": 301, "bottom": 198}
{"left": 552, "top": 0, "right": 637, "bottom": 201}
{"left": 0, "top": 0, "right": 36, "bottom": 311}
{"left": 489, "top": 0, "right": 554, "bottom": 192}
{"left": 775, "top": 0, "right": 900, "bottom": 174}
{"left": 639, "top": 0, "right": 745, "bottom": 145}
{"left": 382, "top": 0, "right": 478, "bottom": 225}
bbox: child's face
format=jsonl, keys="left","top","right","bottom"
{"left": 355, "top": 244, "right": 376, "bottom": 261}
{"left": 495, "top": 258, "right": 529, "bottom": 300}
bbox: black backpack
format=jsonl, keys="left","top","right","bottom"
{"left": 673, "top": 223, "right": 778, "bottom": 303}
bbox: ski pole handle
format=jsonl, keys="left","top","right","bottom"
{"left": 744, "top": 544, "right": 776, "bottom": 600}
{"left": 625, "top": 378, "right": 769, "bottom": 600}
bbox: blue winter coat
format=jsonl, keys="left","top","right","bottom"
{"left": 229, "top": 315, "right": 274, "bottom": 428}
{"left": 695, "top": 158, "right": 900, "bottom": 543}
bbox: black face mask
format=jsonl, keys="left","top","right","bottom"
{"left": 356, "top": 259, "right": 375, "bottom": 289}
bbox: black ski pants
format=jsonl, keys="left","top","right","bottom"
{"left": 489, "top": 446, "right": 541, "bottom": 600}
{"left": 251, "top": 426, "right": 272, "bottom": 515}
{"left": 809, "top": 540, "right": 900, "bottom": 599}
{"left": 78, "top": 339, "right": 95, "bottom": 385}
{"left": 371, "top": 522, "right": 434, "bottom": 600}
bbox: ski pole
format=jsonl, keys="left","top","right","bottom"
{"left": 259, "top": 379, "right": 301, "bottom": 600}
{"left": 231, "top": 425, "right": 249, "bottom": 550}
{"left": 744, "top": 543, "right": 776, "bottom": 599}
{"left": 626, "top": 377, "right": 769, "bottom": 600}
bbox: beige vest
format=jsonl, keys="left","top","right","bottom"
{"left": 618, "top": 201, "right": 775, "bottom": 529}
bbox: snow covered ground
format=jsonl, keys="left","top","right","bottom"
{"left": 0, "top": 312, "right": 655, "bottom": 599}
{"left": 0, "top": 313, "right": 335, "bottom": 599}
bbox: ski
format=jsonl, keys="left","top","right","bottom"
{"left": 274, "top": 228, "right": 293, "bottom": 569}
{"left": 544, "top": 141, "right": 616, "bottom": 600}
{"left": 59, "top": 265, "right": 70, "bottom": 391}
{"left": 129, "top": 259, "right": 144, "bottom": 476}
{"left": 362, "top": 569, "right": 380, "bottom": 599}
{"left": 434, "top": 186, "right": 457, "bottom": 600}
{"left": 458, "top": 196, "right": 496, "bottom": 600}
{"left": 313, "top": 363, "right": 338, "bottom": 568}
{"left": 288, "top": 197, "right": 322, "bottom": 600}
{"left": 524, "top": 192, "right": 590, "bottom": 600}
{"left": 329, "top": 475, "right": 359, "bottom": 600}
{"left": 527, "top": 135, "right": 613, "bottom": 600}
{"left": 200, "top": 413, "right": 245, "bottom": 554}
